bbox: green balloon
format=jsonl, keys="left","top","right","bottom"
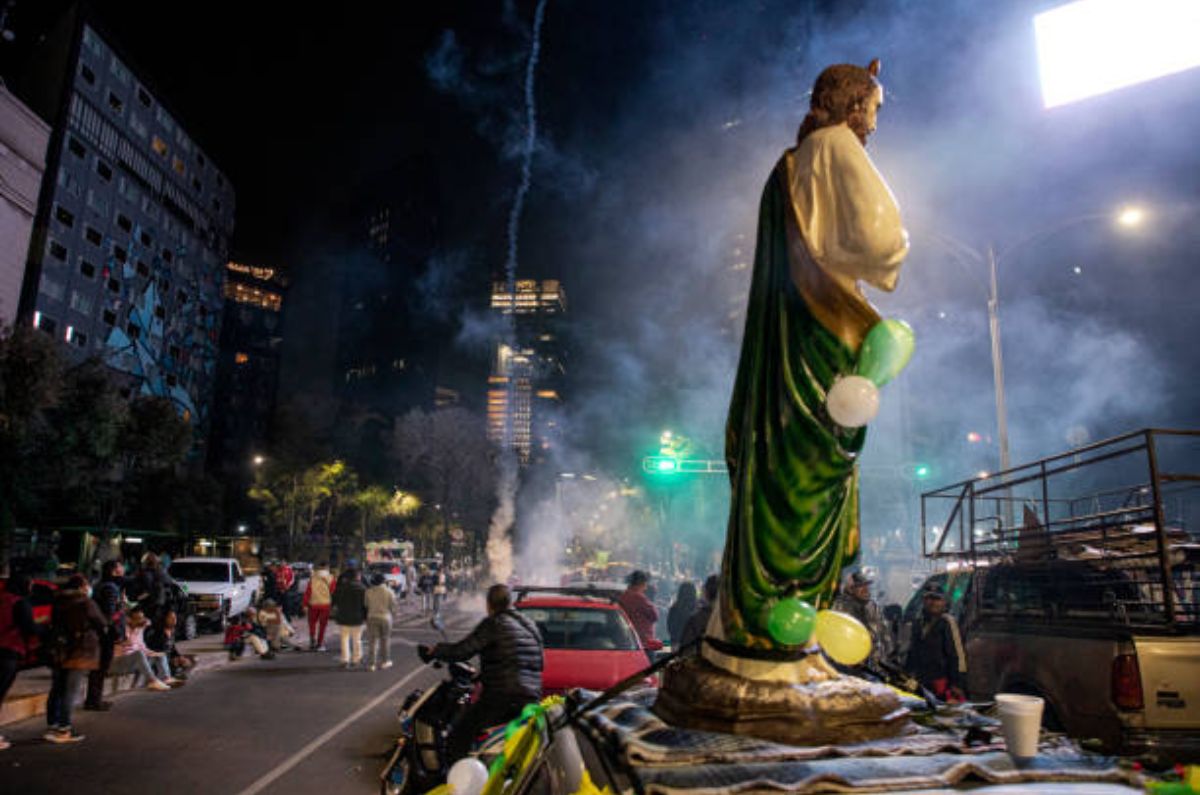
{"left": 855, "top": 319, "right": 915, "bottom": 387}
{"left": 766, "top": 597, "right": 817, "bottom": 646}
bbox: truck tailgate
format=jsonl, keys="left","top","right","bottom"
{"left": 1134, "top": 635, "right": 1200, "bottom": 729}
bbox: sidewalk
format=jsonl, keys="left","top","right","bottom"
{"left": 0, "top": 634, "right": 228, "bottom": 728}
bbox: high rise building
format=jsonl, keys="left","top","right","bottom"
{"left": 15, "top": 14, "right": 235, "bottom": 449}
{"left": 487, "top": 279, "right": 566, "bottom": 467}
{"left": 0, "top": 85, "right": 50, "bottom": 327}
{"left": 207, "top": 261, "right": 287, "bottom": 498}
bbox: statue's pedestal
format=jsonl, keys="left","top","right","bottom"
{"left": 653, "top": 654, "right": 910, "bottom": 746}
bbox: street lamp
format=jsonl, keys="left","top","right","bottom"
{"left": 252, "top": 454, "right": 265, "bottom": 467}
{"left": 927, "top": 206, "right": 1145, "bottom": 522}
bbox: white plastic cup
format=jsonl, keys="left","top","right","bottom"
{"left": 995, "top": 693, "right": 1044, "bottom": 759}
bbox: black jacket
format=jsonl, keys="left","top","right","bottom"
{"left": 332, "top": 574, "right": 367, "bottom": 627}
{"left": 905, "top": 612, "right": 967, "bottom": 690}
{"left": 433, "top": 610, "right": 543, "bottom": 702}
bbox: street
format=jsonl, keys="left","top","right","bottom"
{"left": 0, "top": 610, "right": 477, "bottom": 795}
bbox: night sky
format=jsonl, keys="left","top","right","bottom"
{"left": 7, "top": 1, "right": 1200, "bottom": 551}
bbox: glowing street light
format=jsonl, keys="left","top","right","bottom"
{"left": 1116, "top": 206, "right": 1145, "bottom": 227}
{"left": 252, "top": 454, "right": 265, "bottom": 467}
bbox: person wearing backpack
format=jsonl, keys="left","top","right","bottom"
{"left": 0, "top": 574, "right": 41, "bottom": 751}
{"left": 45, "top": 574, "right": 108, "bottom": 744}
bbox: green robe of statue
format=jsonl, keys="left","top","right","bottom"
{"left": 713, "top": 123, "right": 908, "bottom": 655}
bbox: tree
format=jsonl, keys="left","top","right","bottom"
{"left": 0, "top": 326, "right": 63, "bottom": 567}
{"left": 37, "top": 358, "right": 128, "bottom": 530}
{"left": 392, "top": 408, "right": 497, "bottom": 564}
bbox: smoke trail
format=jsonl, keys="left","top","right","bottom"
{"left": 487, "top": 0, "right": 549, "bottom": 582}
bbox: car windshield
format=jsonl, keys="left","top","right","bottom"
{"left": 518, "top": 606, "right": 641, "bottom": 651}
{"left": 168, "top": 562, "right": 230, "bottom": 582}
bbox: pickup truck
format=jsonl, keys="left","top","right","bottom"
{"left": 168, "top": 557, "right": 261, "bottom": 631}
{"left": 913, "top": 429, "right": 1200, "bottom": 765}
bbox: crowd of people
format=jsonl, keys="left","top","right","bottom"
{"left": 0, "top": 554, "right": 195, "bottom": 747}
{"left": 648, "top": 567, "right": 968, "bottom": 701}
{"left": 0, "top": 554, "right": 439, "bottom": 748}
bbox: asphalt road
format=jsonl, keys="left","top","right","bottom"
{"left": 0, "top": 613, "right": 476, "bottom": 794}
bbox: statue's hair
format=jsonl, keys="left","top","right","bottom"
{"left": 796, "top": 61, "right": 881, "bottom": 146}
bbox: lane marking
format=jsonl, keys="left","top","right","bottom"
{"left": 233, "top": 664, "right": 431, "bottom": 795}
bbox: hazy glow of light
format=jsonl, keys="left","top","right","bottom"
{"left": 1036, "top": 0, "right": 1200, "bottom": 108}
{"left": 966, "top": 431, "right": 983, "bottom": 443}
{"left": 977, "top": 471, "right": 990, "bottom": 480}
{"left": 1073, "top": 266, "right": 1084, "bottom": 274}
{"left": 657, "top": 458, "right": 678, "bottom": 472}
{"left": 1117, "top": 206, "right": 1145, "bottom": 227}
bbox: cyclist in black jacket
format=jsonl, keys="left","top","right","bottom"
{"left": 419, "top": 584, "right": 543, "bottom": 762}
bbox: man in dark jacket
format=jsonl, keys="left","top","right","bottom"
{"left": 85, "top": 560, "right": 127, "bottom": 711}
{"left": 679, "top": 574, "right": 719, "bottom": 649}
{"left": 419, "top": 584, "right": 543, "bottom": 763}
{"left": 904, "top": 588, "right": 967, "bottom": 701}
{"left": 332, "top": 566, "right": 367, "bottom": 668}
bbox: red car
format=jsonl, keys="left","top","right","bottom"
{"left": 515, "top": 587, "right": 660, "bottom": 695}
{"left": 0, "top": 577, "right": 57, "bottom": 668}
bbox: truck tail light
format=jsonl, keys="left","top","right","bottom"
{"left": 1111, "top": 653, "right": 1144, "bottom": 711}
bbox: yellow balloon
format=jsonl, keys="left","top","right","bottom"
{"left": 814, "top": 609, "right": 872, "bottom": 666}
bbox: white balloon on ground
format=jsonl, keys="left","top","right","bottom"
{"left": 447, "top": 757, "right": 489, "bottom": 795}
{"left": 825, "top": 375, "right": 880, "bottom": 428}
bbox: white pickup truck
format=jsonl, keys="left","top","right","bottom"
{"left": 168, "top": 557, "right": 261, "bottom": 631}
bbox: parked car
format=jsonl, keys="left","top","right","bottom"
{"left": 904, "top": 559, "right": 1200, "bottom": 762}
{"left": 169, "top": 557, "right": 260, "bottom": 632}
{"left": 514, "top": 587, "right": 658, "bottom": 695}
{"left": 0, "top": 576, "right": 56, "bottom": 668}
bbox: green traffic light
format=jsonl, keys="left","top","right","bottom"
{"left": 657, "top": 458, "right": 678, "bottom": 472}
{"left": 914, "top": 464, "right": 930, "bottom": 479}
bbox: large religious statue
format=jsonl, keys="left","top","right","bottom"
{"left": 656, "top": 60, "right": 913, "bottom": 745}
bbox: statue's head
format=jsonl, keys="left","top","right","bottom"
{"left": 797, "top": 59, "right": 883, "bottom": 146}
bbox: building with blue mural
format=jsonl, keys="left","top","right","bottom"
{"left": 16, "top": 10, "right": 235, "bottom": 452}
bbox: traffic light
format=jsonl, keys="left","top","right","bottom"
{"left": 643, "top": 456, "right": 680, "bottom": 474}
{"left": 913, "top": 463, "right": 931, "bottom": 480}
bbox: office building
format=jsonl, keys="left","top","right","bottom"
{"left": 0, "top": 85, "right": 50, "bottom": 327}
{"left": 487, "top": 279, "right": 566, "bottom": 467}
{"left": 208, "top": 260, "right": 286, "bottom": 479}
{"left": 16, "top": 15, "right": 235, "bottom": 446}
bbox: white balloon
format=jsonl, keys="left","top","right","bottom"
{"left": 826, "top": 375, "right": 880, "bottom": 428}
{"left": 447, "top": 757, "right": 489, "bottom": 795}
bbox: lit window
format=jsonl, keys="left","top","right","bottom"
{"left": 235, "top": 352, "right": 249, "bottom": 365}
{"left": 172, "top": 156, "right": 186, "bottom": 176}
{"left": 151, "top": 136, "right": 168, "bottom": 157}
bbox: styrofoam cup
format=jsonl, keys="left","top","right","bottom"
{"left": 995, "top": 693, "right": 1044, "bottom": 759}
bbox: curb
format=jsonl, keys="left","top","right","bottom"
{"left": 0, "top": 648, "right": 229, "bottom": 729}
